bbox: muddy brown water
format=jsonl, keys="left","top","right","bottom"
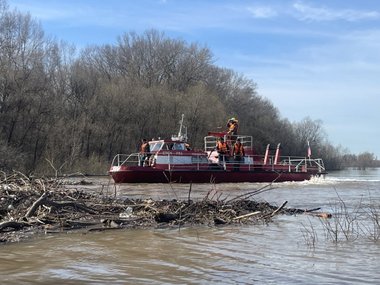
{"left": 1, "top": 169, "right": 380, "bottom": 284}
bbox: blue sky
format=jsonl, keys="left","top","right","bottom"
{"left": 8, "top": 0, "right": 380, "bottom": 157}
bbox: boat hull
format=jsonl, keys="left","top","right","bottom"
{"left": 110, "top": 167, "right": 321, "bottom": 184}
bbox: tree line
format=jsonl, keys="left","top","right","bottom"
{"left": 0, "top": 1, "right": 377, "bottom": 175}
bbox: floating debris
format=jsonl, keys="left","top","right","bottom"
{"left": 0, "top": 171, "right": 330, "bottom": 244}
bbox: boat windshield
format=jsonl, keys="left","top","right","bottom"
{"left": 161, "top": 142, "right": 186, "bottom": 151}
{"left": 148, "top": 141, "right": 188, "bottom": 152}
{"left": 149, "top": 142, "right": 163, "bottom": 152}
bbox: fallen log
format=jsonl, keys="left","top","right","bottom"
{"left": 304, "top": 207, "right": 321, "bottom": 213}
{"left": 24, "top": 192, "right": 97, "bottom": 219}
{"left": 233, "top": 211, "right": 262, "bottom": 220}
{"left": 214, "top": 216, "right": 227, "bottom": 225}
{"left": 25, "top": 192, "right": 48, "bottom": 218}
{"left": 305, "top": 212, "right": 332, "bottom": 219}
{"left": 0, "top": 221, "right": 30, "bottom": 231}
{"left": 267, "top": 201, "right": 288, "bottom": 218}
{"left": 43, "top": 199, "right": 98, "bottom": 215}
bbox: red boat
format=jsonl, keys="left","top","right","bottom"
{"left": 109, "top": 115, "right": 326, "bottom": 183}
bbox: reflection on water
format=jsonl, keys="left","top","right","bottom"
{"left": 1, "top": 169, "right": 380, "bottom": 284}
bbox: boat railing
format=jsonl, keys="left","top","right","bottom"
{"left": 165, "top": 153, "right": 325, "bottom": 173}
{"left": 204, "top": 135, "right": 253, "bottom": 151}
{"left": 164, "top": 153, "right": 210, "bottom": 171}
{"left": 111, "top": 152, "right": 326, "bottom": 174}
{"left": 269, "top": 156, "right": 326, "bottom": 173}
{"left": 111, "top": 153, "right": 140, "bottom": 167}
{"left": 210, "top": 155, "right": 326, "bottom": 173}
{"left": 290, "top": 157, "right": 326, "bottom": 172}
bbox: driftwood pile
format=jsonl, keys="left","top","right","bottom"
{"left": 0, "top": 171, "right": 329, "bottom": 244}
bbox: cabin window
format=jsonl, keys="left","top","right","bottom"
{"left": 163, "top": 143, "right": 173, "bottom": 150}
{"left": 172, "top": 143, "right": 185, "bottom": 150}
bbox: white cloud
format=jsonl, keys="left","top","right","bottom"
{"left": 293, "top": 1, "right": 380, "bottom": 22}
{"left": 247, "top": 6, "right": 277, "bottom": 19}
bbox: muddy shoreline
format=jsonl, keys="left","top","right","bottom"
{"left": 0, "top": 172, "right": 328, "bottom": 244}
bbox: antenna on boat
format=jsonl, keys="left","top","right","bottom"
{"left": 172, "top": 114, "right": 188, "bottom": 141}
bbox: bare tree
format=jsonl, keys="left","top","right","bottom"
{"left": 0, "top": 4, "right": 351, "bottom": 173}
{"left": 292, "top": 117, "right": 326, "bottom": 156}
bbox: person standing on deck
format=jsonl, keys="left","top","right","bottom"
{"left": 227, "top": 118, "right": 239, "bottom": 135}
{"left": 227, "top": 118, "right": 239, "bottom": 143}
{"left": 232, "top": 138, "right": 245, "bottom": 171}
{"left": 140, "top": 139, "right": 150, "bottom": 166}
{"left": 216, "top": 137, "right": 230, "bottom": 164}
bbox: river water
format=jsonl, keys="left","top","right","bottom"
{"left": 1, "top": 169, "right": 380, "bottom": 284}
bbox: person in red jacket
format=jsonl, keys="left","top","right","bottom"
{"left": 216, "top": 137, "right": 230, "bottom": 164}
{"left": 232, "top": 138, "right": 245, "bottom": 171}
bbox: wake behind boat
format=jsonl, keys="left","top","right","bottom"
{"left": 109, "top": 115, "right": 326, "bottom": 183}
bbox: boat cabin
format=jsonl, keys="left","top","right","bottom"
{"left": 144, "top": 138, "right": 208, "bottom": 170}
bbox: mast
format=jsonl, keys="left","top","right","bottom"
{"left": 178, "top": 114, "right": 184, "bottom": 138}
{"left": 172, "top": 114, "right": 188, "bottom": 141}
